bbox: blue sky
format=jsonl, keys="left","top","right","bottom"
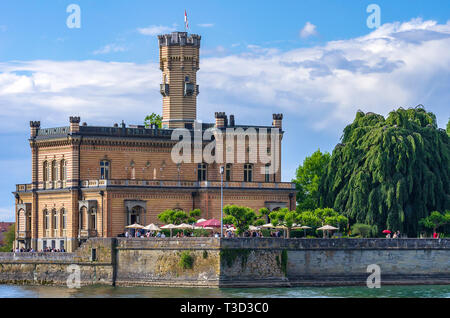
{"left": 0, "top": 0, "right": 449, "bottom": 220}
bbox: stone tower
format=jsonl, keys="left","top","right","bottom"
{"left": 158, "top": 32, "right": 201, "bottom": 129}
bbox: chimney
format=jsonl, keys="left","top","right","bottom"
{"left": 215, "top": 112, "right": 226, "bottom": 128}
{"left": 272, "top": 114, "right": 283, "bottom": 129}
{"left": 30, "top": 121, "right": 40, "bottom": 138}
{"left": 69, "top": 116, "right": 81, "bottom": 134}
{"left": 229, "top": 114, "right": 235, "bottom": 127}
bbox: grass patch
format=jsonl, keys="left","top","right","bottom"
{"left": 179, "top": 251, "right": 194, "bottom": 270}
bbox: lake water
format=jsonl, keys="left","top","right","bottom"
{"left": 0, "top": 284, "right": 449, "bottom": 298}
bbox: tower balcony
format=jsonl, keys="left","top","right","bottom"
{"left": 160, "top": 83, "right": 169, "bottom": 96}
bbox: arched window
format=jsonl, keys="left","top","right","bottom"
{"left": 100, "top": 160, "right": 110, "bottom": 180}
{"left": 61, "top": 209, "right": 67, "bottom": 230}
{"left": 51, "top": 160, "right": 58, "bottom": 182}
{"left": 44, "top": 210, "right": 49, "bottom": 230}
{"left": 265, "top": 164, "right": 271, "bottom": 182}
{"left": 60, "top": 160, "right": 67, "bottom": 181}
{"left": 43, "top": 161, "right": 48, "bottom": 182}
{"left": 225, "top": 163, "right": 232, "bottom": 182}
{"left": 244, "top": 164, "right": 253, "bottom": 182}
{"left": 198, "top": 163, "right": 207, "bottom": 181}
{"left": 52, "top": 209, "right": 58, "bottom": 230}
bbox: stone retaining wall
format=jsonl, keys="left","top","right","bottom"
{"left": 0, "top": 238, "right": 448, "bottom": 287}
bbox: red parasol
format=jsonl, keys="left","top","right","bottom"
{"left": 196, "top": 219, "right": 221, "bottom": 228}
{"left": 382, "top": 230, "right": 391, "bottom": 234}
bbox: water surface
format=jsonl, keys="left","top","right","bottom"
{"left": 0, "top": 284, "right": 448, "bottom": 298}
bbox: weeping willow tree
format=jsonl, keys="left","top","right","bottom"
{"left": 320, "top": 106, "right": 450, "bottom": 237}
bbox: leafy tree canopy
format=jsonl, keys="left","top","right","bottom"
{"left": 157, "top": 209, "right": 201, "bottom": 225}
{"left": 447, "top": 118, "right": 450, "bottom": 137}
{"left": 351, "top": 223, "right": 376, "bottom": 238}
{"left": 293, "top": 149, "right": 330, "bottom": 211}
{"left": 223, "top": 205, "right": 257, "bottom": 235}
{"left": 320, "top": 106, "right": 450, "bottom": 236}
{"left": 144, "top": 113, "right": 162, "bottom": 128}
{"left": 419, "top": 210, "right": 450, "bottom": 232}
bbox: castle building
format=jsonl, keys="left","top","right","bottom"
{"left": 13, "top": 32, "right": 296, "bottom": 252}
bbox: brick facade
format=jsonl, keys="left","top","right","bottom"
{"left": 13, "top": 32, "right": 296, "bottom": 252}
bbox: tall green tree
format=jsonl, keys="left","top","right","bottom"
{"left": 293, "top": 149, "right": 330, "bottom": 211}
{"left": 223, "top": 205, "right": 257, "bottom": 235}
{"left": 320, "top": 106, "right": 450, "bottom": 237}
{"left": 419, "top": 211, "right": 450, "bottom": 233}
{"left": 144, "top": 113, "right": 162, "bottom": 128}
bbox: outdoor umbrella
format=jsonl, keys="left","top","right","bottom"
{"left": 197, "top": 218, "right": 207, "bottom": 223}
{"left": 161, "top": 224, "right": 177, "bottom": 237}
{"left": 125, "top": 223, "right": 144, "bottom": 229}
{"left": 261, "top": 223, "right": 275, "bottom": 228}
{"left": 197, "top": 219, "right": 221, "bottom": 228}
{"left": 143, "top": 223, "right": 161, "bottom": 231}
{"left": 317, "top": 225, "right": 338, "bottom": 238}
{"left": 125, "top": 223, "right": 144, "bottom": 237}
{"left": 298, "top": 225, "right": 311, "bottom": 237}
{"left": 175, "top": 223, "right": 195, "bottom": 229}
{"left": 248, "top": 225, "right": 260, "bottom": 231}
{"left": 382, "top": 230, "right": 392, "bottom": 234}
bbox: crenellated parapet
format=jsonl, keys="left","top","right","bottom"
{"left": 158, "top": 32, "right": 201, "bottom": 47}
{"left": 29, "top": 121, "right": 40, "bottom": 138}
{"left": 70, "top": 116, "right": 81, "bottom": 133}
{"left": 272, "top": 113, "right": 283, "bottom": 129}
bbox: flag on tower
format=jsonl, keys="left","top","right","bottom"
{"left": 184, "top": 10, "right": 189, "bottom": 30}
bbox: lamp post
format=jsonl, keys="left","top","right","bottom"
{"left": 220, "top": 165, "right": 224, "bottom": 238}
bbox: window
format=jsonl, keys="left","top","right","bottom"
{"left": 51, "top": 160, "right": 58, "bottom": 182}
{"left": 198, "top": 163, "right": 207, "bottom": 181}
{"left": 265, "top": 164, "right": 271, "bottom": 182}
{"left": 130, "top": 161, "right": 136, "bottom": 180}
{"left": 60, "top": 160, "right": 67, "bottom": 181}
{"left": 225, "top": 164, "right": 232, "bottom": 182}
{"left": 244, "top": 164, "right": 253, "bottom": 182}
{"left": 61, "top": 209, "right": 67, "bottom": 230}
{"left": 52, "top": 209, "right": 58, "bottom": 230}
{"left": 43, "top": 161, "right": 48, "bottom": 182}
{"left": 100, "top": 160, "right": 110, "bottom": 180}
{"left": 44, "top": 210, "right": 49, "bottom": 230}
{"left": 185, "top": 75, "right": 190, "bottom": 82}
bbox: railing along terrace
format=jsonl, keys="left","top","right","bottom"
{"left": 16, "top": 180, "right": 295, "bottom": 192}
{"left": 80, "top": 179, "right": 295, "bottom": 189}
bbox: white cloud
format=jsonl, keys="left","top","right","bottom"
{"left": 137, "top": 25, "right": 176, "bottom": 36}
{"left": 198, "top": 23, "right": 214, "bottom": 28}
{"left": 0, "top": 18, "right": 449, "bottom": 136}
{"left": 93, "top": 44, "right": 128, "bottom": 55}
{"left": 300, "top": 22, "right": 318, "bottom": 38}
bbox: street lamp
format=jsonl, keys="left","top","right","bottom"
{"left": 220, "top": 165, "right": 224, "bottom": 238}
